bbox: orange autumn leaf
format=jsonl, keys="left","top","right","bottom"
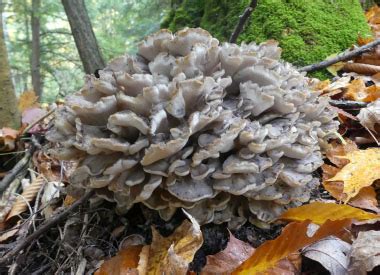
{"left": 278, "top": 202, "right": 378, "bottom": 224}
{"left": 358, "top": 35, "right": 374, "bottom": 46}
{"left": 95, "top": 245, "right": 142, "bottom": 275}
{"left": 344, "top": 79, "right": 367, "bottom": 101}
{"left": 233, "top": 219, "right": 351, "bottom": 275}
{"left": 18, "top": 90, "right": 39, "bottom": 112}
{"left": 326, "top": 148, "right": 380, "bottom": 201}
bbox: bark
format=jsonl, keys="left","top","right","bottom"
{"left": 0, "top": 0, "right": 20, "bottom": 128}
{"left": 31, "top": 0, "right": 41, "bottom": 97}
{"left": 61, "top": 0, "right": 105, "bottom": 74}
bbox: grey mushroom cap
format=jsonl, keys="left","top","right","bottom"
{"left": 47, "top": 28, "right": 338, "bottom": 228}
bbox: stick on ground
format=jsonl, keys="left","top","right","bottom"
{"left": 0, "top": 147, "right": 35, "bottom": 194}
{"left": 300, "top": 38, "right": 380, "bottom": 72}
{"left": 229, "top": 0, "right": 258, "bottom": 43}
{"left": 0, "top": 190, "right": 95, "bottom": 265}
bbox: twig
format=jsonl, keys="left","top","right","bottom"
{"left": 329, "top": 100, "right": 368, "bottom": 109}
{"left": 0, "top": 147, "right": 35, "bottom": 194}
{"left": 21, "top": 108, "right": 55, "bottom": 135}
{"left": 0, "top": 190, "right": 94, "bottom": 266}
{"left": 229, "top": 0, "right": 258, "bottom": 43}
{"left": 300, "top": 38, "right": 380, "bottom": 72}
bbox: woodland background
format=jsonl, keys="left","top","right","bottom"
{"left": 0, "top": 0, "right": 170, "bottom": 103}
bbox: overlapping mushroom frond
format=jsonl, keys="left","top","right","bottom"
{"left": 47, "top": 28, "right": 338, "bottom": 228}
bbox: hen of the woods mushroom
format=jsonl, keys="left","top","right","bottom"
{"left": 47, "top": 28, "right": 338, "bottom": 229}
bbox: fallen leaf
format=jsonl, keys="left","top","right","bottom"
{"left": 95, "top": 245, "right": 142, "bottom": 275}
{"left": 0, "top": 221, "right": 21, "bottom": 243}
{"left": 6, "top": 176, "right": 45, "bottom": 221}
{"left": 146, "top": 212, "right": 203, "bottom": 274}
{"left": 326, "top": 148, "right": 380, "bottom": 201}
{"left": 202, "top": 232, "right": 254, "bottom": 274}
{"left": 349, "top": 186, "right": 380, "bottom": 213}
{"left": 21, "top": 107, "right": 47, "bottom": 133}
{"left": 349, "top": 230, "right": 380, "bottom": 273}
{"left": 344, "top": 78, "right": 367, "bottom": 101}
{"left": 302, "top": 236, "right": 351, "bottom": 275}
{"left": 18, "top": 90, "right": 39, "bottom": 112}
{"left": 322, "top": 163, "right": 380, "bottom": 212}
{"left": 278, "top": 202, "right": 378, "bottom": 224}
{"left": 325, "top": 53, "right": 345, "bottom": 76}
{"left": 63, "top": 195, "right": 77, "bottom": 207}
{"left": 41, "top": 181, "right": 64, "bottom": 218}
{"left": 326, "top": 140, "right": 358, "bottom": 168}
{"left": 233, "top": 219, "right": 351, "bottom": 274}
{"left": 96, "top": 212, "right": 203, "bottom": 275}
{"left": 358, "top": 35, "right": 374, "bottom": 46}
{"left": 266, "top": 253, "right": 301, "bottom": 275}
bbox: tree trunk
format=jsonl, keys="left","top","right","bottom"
{"left": 0, "top": 0, "right": 20, "bottom": 128}
{"left": 61, "top": 0, "right": 105, "bottom": 74}
{"left": 31, "top": 0, "right": 41, "bottom": 97}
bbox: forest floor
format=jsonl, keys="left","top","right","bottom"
{"left": 3, "top": 4, "right": 380, "bottom": 275}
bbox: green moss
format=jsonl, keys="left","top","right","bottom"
{"left": 162, "top": 0, "right": 371, "bottom": 79}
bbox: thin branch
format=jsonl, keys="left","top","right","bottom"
{"left": 300, "top": 38, "right": 380, "bottom": 72}
{"left": 229, "top": 0, "right": 258, "bottom": 43}
{"left": 329, "top": 100, "right": 368, "bottom": 109}
{"left": 0, "top": 147, "right": 35, "bottom": 194}
{"left": 0, "top": 190, "right": 95, "bottom": 265}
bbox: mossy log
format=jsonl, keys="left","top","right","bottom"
{"left": 162, "top": 0, "right": 371, "bottom": 78}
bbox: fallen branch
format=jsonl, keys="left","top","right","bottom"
{"left": 300, "top": 38, "right": 380, "bottom": 72}
{"left": 0, "top": 147, "right": 35, "bottom": 194}
{"left": 229, "top": 0, "right": 258, "bottom": 43}
{"left": 0, "top": 190, "right": 94, "bottom": 265}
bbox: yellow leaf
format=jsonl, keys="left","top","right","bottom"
{"left": 327, "top": 62, "right": 345, "bottom": 76}
{"left": 233, "top": 219, "right": 352, "bottom": 274}
{"left": 6, "top": 176, "right": 45, "bottom": 221}
{"left": 95, "top": 213, "right": 203, "bottom": 275}
{"left": 18, "top": 90, "right": 39, "bottom": 112}
{"left": 146, "top": 216, "right": 203, "bottom": 274}
{"left": 278, "top": 202, "right": 378, "bottom": 224}
{"left": 326, "top": 148, "right": 380, "bottom": 201}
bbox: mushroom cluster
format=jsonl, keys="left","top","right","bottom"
{"left": 47, "top": 28, "right": 338, "bottom": 228}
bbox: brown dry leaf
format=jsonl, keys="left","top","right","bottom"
{"left": 302, "top": 236, "right": 351, "bottom": 275}
{"left": 349, "top": 230, "right": 380, "bottom": 273}
{"left": 6, "top": 175, "right": 45, "bottom": 221}
{"left": 18, "top": 90, "right": 39, "bottom": 112}
{"left": 63, "top": 195, "right": 77, "bottom": 207}
{"left": 349, "top": 186, "right": 380, "bottom": 213}
{"left": 202, "top": 232, "right": 254, "bottom": 274}
{"left": 326, "top": 140, "right": 358, "bottom": 168}
{"left": 266, "top": 253, "right": 301, "bottom": 275}
{"left": 232, "top": 219, "right": 352, "bottom": 274}
{"left": 96, "top": 213, "right": 203, "bottom": 275}
{"left": 278, "top": 202, "right": 378, "bottom": 224}
{"left": 0, "top": 127, "right": 19, "bottom": 152}
{"left": 0, "top": 221, "right": 21, "bottom": 243}
{"left": 326, "top": 148, "right": 380, "bottom": 201}
{"left": 95, "top": 245, "right": 142, "bottom": 275}
{"left": 344, "top": 78, "right": 367, "bottom": 101}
